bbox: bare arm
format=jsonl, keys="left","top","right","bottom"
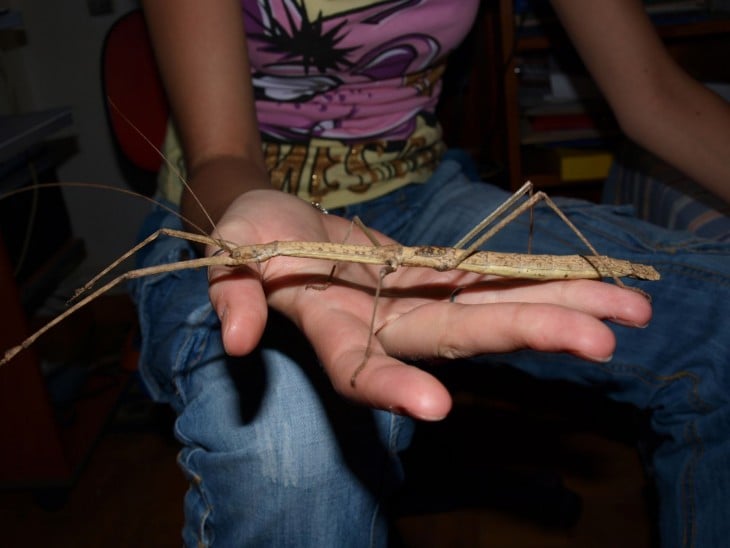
{"left": 551, "top": 0, "right": 730, "bottom": 204}
{"left": 137, "top": 1, "right": 652, "bottom": 419}
{"left": 141, "top": 0, "right": 271, "bottom": 231}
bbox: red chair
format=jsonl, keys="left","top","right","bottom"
{"left": 101, "top": 9, "right": 170, "bottom": 370}
{"left": 101, "top": 9, "right": 169, "bottom": 196}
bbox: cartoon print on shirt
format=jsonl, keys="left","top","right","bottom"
{"left": 240, "top": 0, "right": 480, "bottom": 201}
{"left": 248, "top": 0, "right": 358, "bottom": 75}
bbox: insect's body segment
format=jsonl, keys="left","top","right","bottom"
{"left": 224, "top": 241, "right": 660, "bottom": 281}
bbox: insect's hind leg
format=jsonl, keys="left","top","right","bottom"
{"left": 529, "top": 191, "right": 628, "bottom": 290}
{"left": 451, "top": 182, "right": 534, "bottom": 251}
{"left": 447, "top": 182, "right": 537, "bottom": 267}
{"left": 446, "top": 182, "right": 628, "bottom": 289}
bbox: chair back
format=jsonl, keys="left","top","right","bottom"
{"left": 101, "top": 10, "right": 168, "bottom": 195}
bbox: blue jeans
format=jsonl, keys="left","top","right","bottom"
{"left": 130, "top": 158, "right": 730, "bottom": 547}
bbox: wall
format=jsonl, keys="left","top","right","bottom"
{"left": 4, "top": 0, "right": 151, "bottom": 286}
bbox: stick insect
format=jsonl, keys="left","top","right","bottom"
{"left": 0, "top": 105, "right": 660, "bottom": 384}
{"left": 0, "top": 168, "right": 660, "bottom": 387}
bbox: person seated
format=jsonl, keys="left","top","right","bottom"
{"left": 132, "top": 1, "right": 730, "bottom": 546}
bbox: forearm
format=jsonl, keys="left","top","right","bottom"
{"left": 142, "top": 0, "right": 271, "bottom": 231}
{"left": 621, "top": 74, "right": 730, "bottom": 205}
{"left": 551, "top": 0, "right": 730, "bottom": 204}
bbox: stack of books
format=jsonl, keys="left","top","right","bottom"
{"left": 524, "top": 146, "right": 615, "bottom": 184}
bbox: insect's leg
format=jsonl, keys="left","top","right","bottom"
{"left": 527, "top": 184, "right": 535, "bottom": 255}
{"left": 451, "top": 187, "right": 628, "bottom": 290}
{"left": 452, "top": 181, "right": 534, "bottom": 251}
{"left": 353, "top": 216, "right": 384, "bottom": 247}
{"left": 533, "top": 191, "right": 628, "bottom": 290}
{"left": 445, "top": 181, "right": 536, "bottom": 268}
{"left": 2, "top": 253, "right": 234, "bottom": 368}
{"left": 69, "top": 227, "right": 228, "bottom": 303}
{"left": 306, "top": 216, "right": 354, "bottom": 290}
{"left": 350, "top": 262, "right": 396, "bottom": 388}
{"left": 348, "top": 217, "right": 398, "bottom": 387}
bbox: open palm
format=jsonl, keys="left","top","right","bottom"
{"left": 207, "top": 189, "right": 652, "bottom": 421}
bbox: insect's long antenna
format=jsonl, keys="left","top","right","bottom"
{"left": 107, "top": 98, "right": 219, "bottom": 235}
{"left": 0, "top": 181, "right": 209, "bottom": 237}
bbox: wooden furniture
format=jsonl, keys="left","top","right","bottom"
{"left": 441, "top": 1, "right": 730, "bottom": 196}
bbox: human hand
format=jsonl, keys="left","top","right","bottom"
{"left": 207, "top": 189, "right": 652, "bottom": 421}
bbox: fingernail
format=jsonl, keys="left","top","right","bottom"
{"left": 612, "top": 318, "right": 649, "bottom": 329}
{"left": 414, "top": 409, "right": 448, "bottom": 421}
{"left": 584, "top": 353, "right": 613, "bottom": 363}
{"left": 388, "top": 406, "right": 445, "bottom": 421}
{"left": 419, "top": 413, "right": 448, "bottom": 422}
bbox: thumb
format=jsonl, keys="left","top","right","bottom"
{"left": 208, "top": 265, "right": 268, "bottom": 356}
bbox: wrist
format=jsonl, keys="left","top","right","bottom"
{"left": 180, "top": 154, "right": 271, "bottom": 233}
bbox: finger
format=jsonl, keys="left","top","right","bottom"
{"left": 337, "top": 349, "right": 454, "bottom": 421}
{"left": 377, "top": 301, "right": 619, "bottom": 363}
{"left": 208, "top": 264, "right": 268, "bottom": 356}
{"left": 451, "top": 279, "right": 652, "bottom": 327}
{"left": 300, "top": 305, "right": 453, "bottom": 421}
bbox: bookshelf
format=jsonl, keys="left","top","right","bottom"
{"left": 469, "top": 0, "right": 730, "bottom": 196}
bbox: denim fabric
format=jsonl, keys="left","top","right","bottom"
{"left": 131, "top": 156, "right": 729, "bottom": 548}
{"left": 131, "top": 209, "right": 412, "bottom": 547}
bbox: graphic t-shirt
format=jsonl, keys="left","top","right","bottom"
{"left": 160, "top": 0, "right": 481, "bottom": 208}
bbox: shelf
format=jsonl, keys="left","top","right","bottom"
{"left": 515, "top": 11, "right": 730, "bottom": 52}
{"left": 439, "top": 2, "right": 729, "bottom": 195}
{"left": 523, "top": 146, "right": 615, "bottom": 183}
{"left": 492, "top": 0, "right": 730, "bottom": 194}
